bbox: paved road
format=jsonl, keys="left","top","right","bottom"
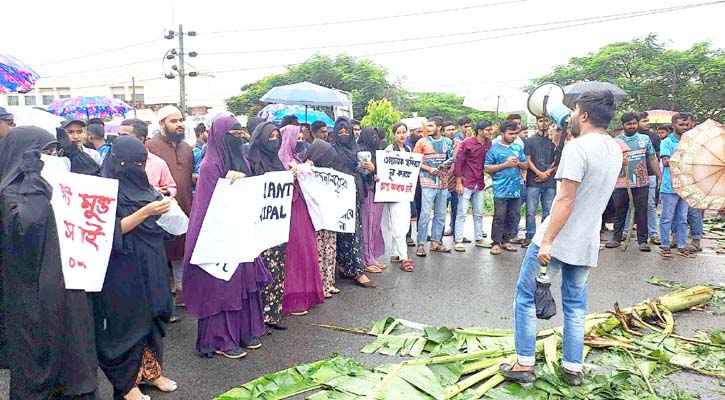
{"left": 2, "top": 218, "right": 724, "bottom": 399}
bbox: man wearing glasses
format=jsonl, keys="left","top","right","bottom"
{"left": 62, "top": 119, "right": 103, "bottom": 166}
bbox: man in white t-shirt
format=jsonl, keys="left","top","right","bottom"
{"left": 500, "top": 90, "right": 623, "bottom": 386}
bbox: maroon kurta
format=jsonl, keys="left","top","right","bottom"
{"left": 146, "top": 135, "right": 194, "bottom": 261}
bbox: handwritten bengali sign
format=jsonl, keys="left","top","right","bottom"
{"left": 296, "top": 164, "right": 356, "bottom": 233}
{"left": 42, "top": 168, "right": 118, "bottom": 292}
{"left": 374, "top": 150, "right": 422, "bottom": 203}
{"left": 191, "top": 171, "right": 294, "bottom": 281}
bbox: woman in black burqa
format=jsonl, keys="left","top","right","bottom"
{"left": 0, "top": 126, "right": 98, "bottom": 399}
{"left": 329, "top": 116, "right": 375, "bottom": 288}
{"left": 94, "top": 136, "right": 177, "bottom": 400}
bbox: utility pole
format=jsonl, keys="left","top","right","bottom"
{"left": 670, "top": 68, "right": 677, "bottom": 111}
{"left": 178, "top": 24, "right": 186, "bottom": 115}
{"left": 163, "top": 25, "right": 198, "bottom": 116}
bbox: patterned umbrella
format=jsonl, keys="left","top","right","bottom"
{"left": 47, "top": 96, "right": 133, "bottom": 120}
{"left": 670, "top": 119, "right": 725, "bottom": 210}
{"left": 645, "top": 109, "right": 677, "bottom": 124}
{"left": 0, "top": 54, "right": 40, "bottom": 94}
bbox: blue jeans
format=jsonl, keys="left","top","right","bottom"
{"left": 647, "top": 176, "right": 659, "bottom": 238}
{"left": 627, "top": 176, "right": 660, "bottom": 238}
{"left": 514, "top": 243, "right": 591, "bottom": 372}
{"left": 417, "top": 187, "right": 448, "bottom": 245}
{"left": 454, "top": 187, "right": 485, "bottom": 242}
{"left": 447, "top": 193, "right": 459, "bottom": 233}
{"left": 660, "top": 192, "right": 688, "bottom": 248}
{"left": 525, "top": 186, "right": 556, "bottom": 238}
{"left": 687, "top": 207, "right": 703, "bottom": 240}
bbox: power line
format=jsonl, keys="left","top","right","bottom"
{"left": 203, "top": 1, "right": 723, "bottom": 76}
{"left": 35, "top": 39, "right": 163, "bottom": 67}
{"left": 204, "top": 0, "right": 527, "bottom": 36}
{"left": 202, "top": 1, "right": 723, "bottom": 57}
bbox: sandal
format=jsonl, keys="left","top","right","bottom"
{"left": 354, "top": 274, "right": 376, "bottom": 288}
{"left": 375, "top": 262, "right": 387, "bottom": 270}
{"left": 324, "top": 292, "right": 333, "bottom": 299}
{"left": 501, "top": 243, "right": 518, "bottom": 252}
{"left": 364, "top": 265, "right": 383, "bottom": 273}
{"left": 676, "top": 248, "right": 695, "bottom": 258}
{"left": 659, "top": 247, "right": 674, "bottom": 258}
{"left": 416, "top": 245, "right": 427, "bottom": 257}
{"left": 462, "top": 238, "right": 472, "bottom": 244}
{"left": 475, "top": 240, "right": 492, "bottom": 248}
{"left": 390, "top": 256, "right": 402, "bottom": 263}
{"left": 400, "top": 260, "right": 414, "bottom": 272}
{"left": 329, "top": 286, "right": 341, "bottom": 294}
{"left": 406, "top": 237, "right": 416, "bottom": 247}
{"left": 144, "top": 376, "right": 178, "bottom": 392}
{"left": 490, "top": 244, "right": 501, "bottom": 255}
{"left": 430, "top": 243, "right": 452, "bottom": 253}
{"left": 454, "top": 242, "right": 466, "bottom": 252}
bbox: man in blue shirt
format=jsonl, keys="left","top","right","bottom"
{"left": 659, "top": 112, "right": 695, "bottom": 258}
{"left": 606, "top": 113, "right": 661, "bottom": 252}
{"left": 485, "top": 120, "right": 528, "bottom": 255}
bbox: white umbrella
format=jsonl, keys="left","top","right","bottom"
{"left": 462, "top": 87, "right": 528, "bottom": 118}
{"left": 260, "top": 81, "right": 351, "bottom": 107}
{"left": 7, "top": 106, "right": 65, "bottom": 136}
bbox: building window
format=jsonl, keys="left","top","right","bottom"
{"left": 7, "top": 96, "right": 19, "bottom": 106}
{"left": 24, "top": 96, "right": 37, "bottom": 106}
{"left": 132, "top": 93, "right": 144, "bottom": 102}
{"left": 42, "top": 95, "right": 55, "bottom": 105}
{"left": 113, "top": 94, "right": 126, "bottom": 101}
{"left": 59, "top": 94, "right": 71, "bottom": 99}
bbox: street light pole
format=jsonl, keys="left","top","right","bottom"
{"left": 178, "top": 24, "right": 186, "bottom": 116}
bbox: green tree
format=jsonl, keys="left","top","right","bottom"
{"left": 529, "top": 34, "right": 725, "bottom": 121}
{"left": 405, "top": 92, "right": 504, "bottom": 123}
{"left": 360, "top": 99, "right": 402, "bottom": 144}
{"left": 225, "top": 54, "right": 392, "bottom": 118}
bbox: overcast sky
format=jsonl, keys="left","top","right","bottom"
{"left": 4, "top": 0, "right": 724, "bottom": 108}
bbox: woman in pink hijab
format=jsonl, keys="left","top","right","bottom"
{"left": 277, "top": 125, "right": 324, "bottom": 315}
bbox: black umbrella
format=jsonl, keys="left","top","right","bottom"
{"left": 535, "top": 263, "right": 556, "bottom": 320}
{"left": 562, "top": 81, "right": 628, "bottom": 107}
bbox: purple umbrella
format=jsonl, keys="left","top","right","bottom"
{"left": 0, "top": 54, "right": 40, "bottom": 94}
{"left": 47, "top": 96, "right": 133, "bottom": 120}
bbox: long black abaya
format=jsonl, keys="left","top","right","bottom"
{"left": 93, "top": 136, "right": 173, "bottom": 399}
{"left": 0, "top": 127, "right": 98, "bottom": 400}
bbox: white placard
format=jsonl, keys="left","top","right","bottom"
{"left": 42, "top": 168, "right": 118, "bottom": 292}
{"left": 296, "top": 164, "right": 356, "bottom": 233}
{"left": 191, "top": 171, "right": 294, "bottom": 280}
{"left": 374, "top": 150, "right": 422, "bottom": 203}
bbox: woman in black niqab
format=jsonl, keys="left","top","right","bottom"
{"left": 94, "top": 136, "right": 177, "bottom": 400}
{"left": 246, "top": 121, "right": 284, "bottom": 176}
{"left": 241, "top": 121, "right": 290, "bottom": 328}
{"left": 0, "top": 126, "right": 99, "bottom": 399}
{"left": 329, "top": 117, "right": 374, "bottom": 288}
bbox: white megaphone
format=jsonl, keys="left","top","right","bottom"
{"left": 527, "top": 83, "right": 571, "bottom": 129}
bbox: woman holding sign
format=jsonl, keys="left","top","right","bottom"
{"left": 305, "top": 138, "right": 342, "bottom": 297}
{"left": 95, "top": 136, "right": 177, "bottom": 400}
{"left": 0, "top": 127, "right": 98, "bottom": 399}
{"left": 384, "top": 122, "right": 416, "bottom": 272}
{"left": 359, "top": 126, "right": 387, "bottom": 274}
{"left": 278, "top": 124, "right": 324, "bottom": 315}
{"left": 183, "top": 116, "right": 273, "bottom": 360}
{"left": 247, "top": 121, "right": 291, "bottom": 329}
{"left": 330, "top": 117, "right": 375, "bottom": 288}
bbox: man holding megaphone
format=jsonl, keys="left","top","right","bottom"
{"left": 501, "top": 90, "right": 623, "bottom": 386}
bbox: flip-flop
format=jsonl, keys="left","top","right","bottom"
{"left": 375, "top": 262, "right": 387, "bottom": 269}
{"left": 430, "top": 244, "right": 452, "bottom": 253}
{"left": 501, "top": 244, "right": 518, "bottom": 252}
{"left": 490, "top": 245, "right": 501, "bottom": 255}
{"left": 364, "top": 265, "right": 383, "bottom": 273}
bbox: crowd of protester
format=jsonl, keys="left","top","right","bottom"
{"left": 0, "top": 101, "right": 709, "bottom": 399}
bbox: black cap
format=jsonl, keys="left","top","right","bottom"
{"left": 0, "top": 107, "right": 13, "bottom": 121}
{"left": 521, "top": 125, "right": 529, "bottom": 130}
{"left": 61, "top": 119, "right": 86, "bottom": 129}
